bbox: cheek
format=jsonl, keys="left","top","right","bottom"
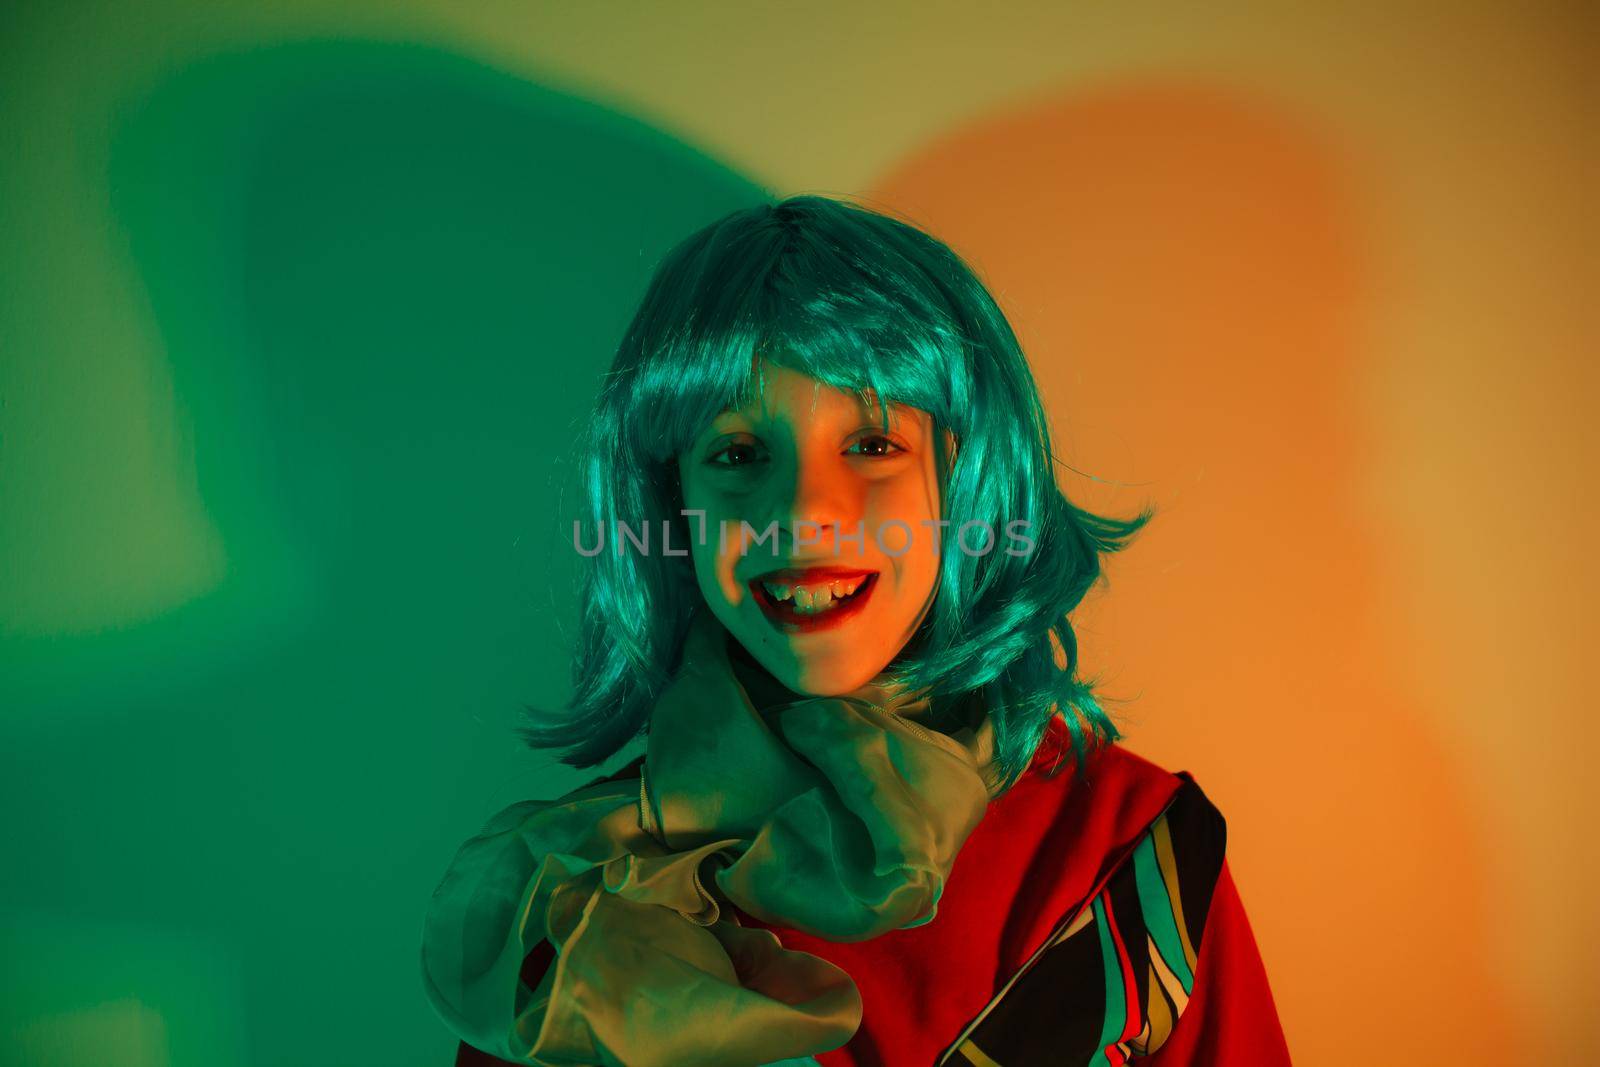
{"left": 865, "top": 479, "right": 943, "bottom": 602}
{"left": 685, "top": 505, "right": 747, "bottom": 605}
{"left": 889, "top": 535, "right": 942, "bottom": 621}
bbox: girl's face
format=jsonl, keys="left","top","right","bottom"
{"left": 677, "top": 361, "right": 944, "bottom": 697}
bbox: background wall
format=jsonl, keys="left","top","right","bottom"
{"left": 1, "top": 2, "right": 1591, "bottom": 1064}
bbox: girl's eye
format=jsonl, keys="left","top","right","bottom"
{"left": 847, "top": 434, "right": 906, "bottom": 458}
{"left": 707, "top": 441, "right": 767, "bottom": 468}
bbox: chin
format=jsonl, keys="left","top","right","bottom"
{"left": 784, "top": 660, "right": 880, "bottom": 698}
{"left": 723, "top": 607, "right": 895, "bottom": 698}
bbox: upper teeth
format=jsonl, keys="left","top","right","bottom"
{"left": 762, "top": 576, "right": 867, "bottom": 612}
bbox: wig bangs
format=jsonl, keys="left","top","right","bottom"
{"left": 753, "top": 279, "right": 963, "bottom": 436}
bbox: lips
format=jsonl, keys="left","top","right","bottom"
{"left": 747, "top": 566, "right": 879, "bottom": 634}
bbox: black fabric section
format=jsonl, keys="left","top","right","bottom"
{"left": 455, "top": 1038, "right": 518, "bottom": 1066}
{"left": 963, "top": 917, "right": 1106, "bottom": 1064}
{"left": 1163, "top": 775, "right": 1227, "bottom": 955}
{"left": 520, "top": 939, "right": 556, "bottom": 993}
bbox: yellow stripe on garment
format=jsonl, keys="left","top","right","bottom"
{"left": 1148, "top": 932, "right": 1192, "bottom": 1017}
{"left": 1137, "top": 936, "right": 1178, "bottom": 1052}
{"left": 958, "top": 1038, "right": 1004, "bottom": 1067}
{"left": 1151, "top": 816, "right": 1199, "bottom": 975}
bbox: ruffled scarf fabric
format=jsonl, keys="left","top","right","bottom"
{"left": 421, "top": 609, "right": 1002, "bottom": 1066}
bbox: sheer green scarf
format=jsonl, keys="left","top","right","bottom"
{"left": 422, "top": 609, "right": 1001, "bottom": 1066}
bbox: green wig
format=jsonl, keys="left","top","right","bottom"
{"left": 520, "top": 194, "right": 1154, "bottom": 793}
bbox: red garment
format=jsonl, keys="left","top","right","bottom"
{"left": 729, "top": 722, "right": 1292, "bottom": 1066}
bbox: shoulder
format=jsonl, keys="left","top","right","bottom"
{"left": 1075, "top": 739, "right": 1186, "bottom": 798}
{"left": 1026, "top": 719, "right": 1223, "bottom": 829}
{"left": 1005, "top": 725, "right": 1204, "bottom": 859}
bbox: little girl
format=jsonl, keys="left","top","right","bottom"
{"left": 421, "top": 195, "right": 1291, "bottom": 1066}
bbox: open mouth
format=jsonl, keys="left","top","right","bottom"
{"left": 747, "top": 567, "right": 879, "bottom": 634}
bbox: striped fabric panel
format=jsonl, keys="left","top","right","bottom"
{"left": 943, "top": 775, "right": 1226, "bottom": 1067}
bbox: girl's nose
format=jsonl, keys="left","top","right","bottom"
{"left": 776, "top": 456, "right": 853, "bottom": 554}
